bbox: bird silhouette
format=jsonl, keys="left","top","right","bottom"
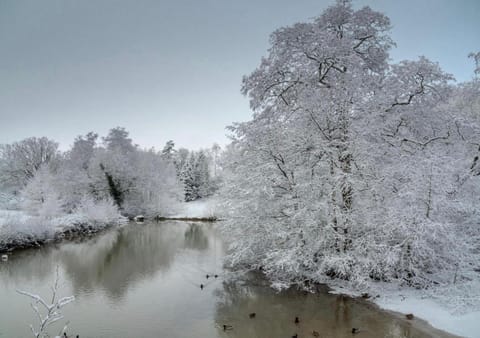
{"left": 200, "top": 284, "right": 204, "bottom": 290}
{"left": 294, "top": 316, "right": 300, "bottom": 324}
{"left": 249, "top": 312, "right": 256, "bottom": 318}
{"left": 352, "top": 327, "right": 360, "bottom": 334}
{"left": 223, "top": 324, "right": 233, "bottom": 331}
{"left": 312, "top": 330, "right": 320, "bottom": 337}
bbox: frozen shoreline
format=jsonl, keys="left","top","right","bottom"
{"left": 373, "top": 287, "right": 480, "bottom": 338}
{"left": 0, "top": 208, "right": 126, "bottom": 252}
{"left": 328, "top": 281, "right": 480, "bottom": 338}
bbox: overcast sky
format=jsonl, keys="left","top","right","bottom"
{"left": 0, "top": 0, "right": 479, "bottom": 150}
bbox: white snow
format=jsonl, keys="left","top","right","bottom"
{"left": 374, "top": 287, "right": 480, "bottom": 338}
{"left": 326, "top": 279, "right": 480, "bottom": 338}
{"left": 0, "top": 206, "right": 126, "bottom": 250}
{"left": 0, "top": 209, "right": 30, "bottom": 224}
{"left": 173, "top": 198, "right": 218, "bottom": 218}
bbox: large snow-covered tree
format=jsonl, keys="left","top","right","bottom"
{"left": 220, "top": 0, "right": 479, "bottom": 288}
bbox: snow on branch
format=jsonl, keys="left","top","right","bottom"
{"left": 16, "top": 267, "right": 75, "bottom": 338}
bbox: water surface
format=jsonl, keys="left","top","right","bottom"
{"left": 0, "top": 221, "right": 454, "bottom": 338}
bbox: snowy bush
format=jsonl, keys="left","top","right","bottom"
{"left": 73, "top": 196, "right": 126, "bottom": 228}
{"left": 0, "top": 213, "right": 56, "bottom": 249}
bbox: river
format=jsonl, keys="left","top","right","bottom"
{"left": 0, "top": 221, "right": 455, "bottom": 338}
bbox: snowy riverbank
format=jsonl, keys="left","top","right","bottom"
{"left": 170, "top": 198, "right": 219, "bottom": 219}
{"left": 373, "top": 285, "right": 480, "bottom": 338}
{"left": 2, "top": 200, "right": 478, "bottom": 337}
{"left": 0, "top": 198, "right": 218, "bottom": 252}
{"left": 0, "top": 207, "right": 127, "bottom": 252}
{"left": 328, "top": 280, "right": 480, "bottom": 338}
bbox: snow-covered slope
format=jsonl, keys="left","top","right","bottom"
{"left": 173, "top": 198, "right": 218, "bottom": 219}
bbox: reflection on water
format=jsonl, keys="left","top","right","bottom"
{"left": 184, "top": 223, "right": 209, "bottom": 251}
{"left": 60, "top": 224, "right": 194, "bottom": 301}
{"left": 213, "top": 280, "right": 452, "bottom": 338}
{"left": 0, "top": 221, "right": 453, "bottom": 338}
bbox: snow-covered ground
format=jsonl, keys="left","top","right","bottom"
{"left": 0, "top": 206, "right": 126, "bottom": 251}
{"left": 173, "top": 198, "right": 218, "bottom": 218}
{"left": 0, "top": 198, "right": 218, "bottom": 251}
{"left": 370, "top": 282, "right": 480, "bottom": 338}
{"left": 322, "top": 278, "right": 478, "bottom": 338}
{"left": 375, "top": 292, "right": 479, "bottom": 338}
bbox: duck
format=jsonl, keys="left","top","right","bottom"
{"left": 200, "top": 284, "right": 204, "bottom": 290}
{"left": 294, "top": 316, "right": 300, "bottom": 324}
{"left": 405, "top": 313, "right": 414, "bottom": 320}
{"left": 292, "top": 334, "right": 298, "bottom": 338}
{"left": 223, "top": 324, "right": 233, "bottom": 331}
{"left": 312, "top": 330, "right": 320, "bottom": 337}
{"left": 352, "top": 328, "right": 360, "bottom": 334}
{"left": 206, "top": 274, "right": 210, "bottom": 279}
{"left": 249, "top": 312, "right": 256, "bottom": 318}
{"left": 214, "top": 274, "right": 218, "bottom": 278}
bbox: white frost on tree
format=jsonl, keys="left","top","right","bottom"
{"left": 17, "top": 267, "right": 75, "bottom": 338}
{"left": 220, "top": 0, "right": 480, "bottom": 292}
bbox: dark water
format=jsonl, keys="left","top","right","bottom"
{"left": 0, "top": 221, "right": 453, "bottom": 338}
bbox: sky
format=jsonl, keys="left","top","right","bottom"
{"left": 0, "top": 0, "right": 479, "bottom": 151}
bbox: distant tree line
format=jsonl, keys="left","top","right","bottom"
{"left": 0, "top": 129, "right": 215, "bottom": 220}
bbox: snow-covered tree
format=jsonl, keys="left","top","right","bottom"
{"left": 179, "top": 153, "right": 198, "bottom": 202}
{"left": 84, "top": 128, "right": 183, "bottom": 216}
{"left": 56, "top": 132, "right": 98, "bottom": 209}
{"left": 0, "top": 137, "right": 59, "bottom": 193}
{"left": 102, "top": 127, "right": 136, "bottom": 153}
{"left": 220, "top": 0, "right": 479, "bottom": 289}
{"left": 161, "top": 140, "right": 176, "bottom": 161}
{"left": 121, "top": 149, "right": 183, "bottom": 216}
{"left": 469, "top": 51, "right": 480, "bottom": 76}
{"left": 20, "top": 166, "right": 63, "bottom": 219}
{"left": 177, "top": 149, "right": 216, "bottom": 201}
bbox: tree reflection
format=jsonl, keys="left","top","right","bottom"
{"left": 59, "top": 222, "right": 192, "bottom": 300}
{"left": 2, "top": 221, "right": 215, "bottom": 302}
{"left": 184, "top": 223, "right": 209, "bottom": 251}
